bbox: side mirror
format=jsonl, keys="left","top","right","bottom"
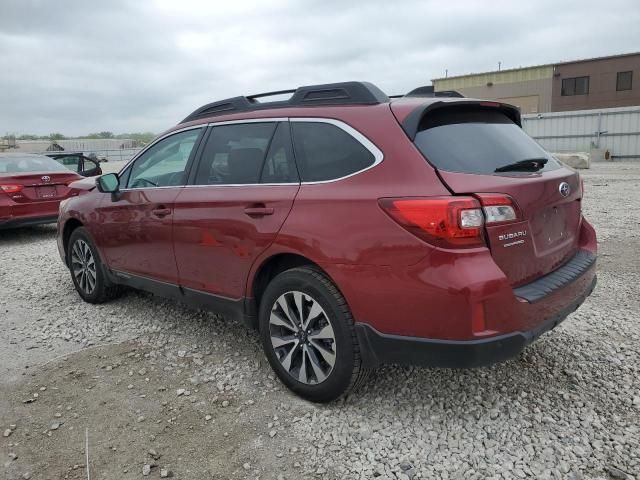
{"left": 97, "top": 173, "right": 120, "bottom": 201}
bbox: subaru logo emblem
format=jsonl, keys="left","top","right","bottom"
{"left": 41, "top": 175, "right": 51, "bottom": 183}
{"left": 559, "top": 182, "right": 570, "bottom": 197}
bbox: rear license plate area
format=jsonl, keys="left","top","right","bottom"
{"left": 540, "top": 206, "right": 567, "bottom": 244}
{"left": 36, "top": 186, "right": 57, "bottom": 199}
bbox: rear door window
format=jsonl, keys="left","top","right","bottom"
{"left": 291, "top": 122, "right": 376, "bottom": 182}
{"left": 413, "top": 107, "right": 561, "bottom": 175}
{"left": 260, "top": 123, "right": 299, "bottom": 183}
{"left": 194, "top": 122, "right": 278, "bottom": 185}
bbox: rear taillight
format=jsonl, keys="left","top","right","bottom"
{"left": 379, "top": 197, "right": 485, "bottom": 248}
{"left": 475, "top": 194, "right": 521, "bottom": 224}
{"left": 0, "top": 185, "right": 23, "bottom": 194}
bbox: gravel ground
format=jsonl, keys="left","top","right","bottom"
{"left": 1, "top": 161, "right": 639, "bottom": 480}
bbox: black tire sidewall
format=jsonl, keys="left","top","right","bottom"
{"left": 67, "top": 227, "right": 110, "bottom": 303}
{"left": 259, "top": 268, "right": 357, "bottom": 403}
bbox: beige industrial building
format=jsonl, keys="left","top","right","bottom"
{"left": 432, "top": 52, "right": 640, "bottom": 113}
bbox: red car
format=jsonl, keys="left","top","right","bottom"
{"left": 1, "top": 153, "right": 82, "bottom": 229}
{"left": 56, "top": 82, "right": 597, "bottom": 402}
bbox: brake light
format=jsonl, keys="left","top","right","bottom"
{"left": 475, "top": 194, "right": 520, "bottom": 224}
{"left": 0, "top": 185, "right": 23, "bottom": 194}
{"left": 379, "top": 197, "right": 485, "bottom": 248}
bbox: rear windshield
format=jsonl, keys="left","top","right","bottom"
{"left": 0, "top": 155, "right": 72, "bottom": 175}
{"left": 413, "top": 107, "right": 561, "bottom": 175}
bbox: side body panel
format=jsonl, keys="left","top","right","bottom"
{"left": 173, "top": 184, "right": 299, "bottom": 298}
{"left": 92, "top": 189, "right": 181, "bottom": 283}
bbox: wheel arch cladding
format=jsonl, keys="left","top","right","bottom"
{"left": 63, "top": 218, "right": 84, "bottom": 263}
{"left": 249, "top": 253, "right": 338, "bottom": 326}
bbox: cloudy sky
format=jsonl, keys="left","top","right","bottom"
{"left": 1, "top": 0, "right": 639, "bottom": 136}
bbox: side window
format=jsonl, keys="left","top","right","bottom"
{"left": 260, "top": 123, "right": 299, "bottom": 183}
{"left": 51, "top": 155, "right": 81, "bottom": 172}
{"left": 127, "top": 128, "right": 201, "bottom": 189}
{"left": 194, "top": 123, "right": 277, "bottom": 185}
{"left": 291, "top": 122, "right": 375, "bottom": 182}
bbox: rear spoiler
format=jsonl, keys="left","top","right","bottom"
{"left": 400, "top": 100, "right": 522, "bottom": 141}
{"left": 405, "top": 86, "right": 464, "bottom": 98}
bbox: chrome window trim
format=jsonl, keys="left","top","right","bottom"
{"left": 184, "top": 183, "right": 299, "bottom": 188}
{"left": 117, "top": 116, "right": 384, "bottom": 190}
{"left": 119, "top": 185, "right": 188, "bottom": 192}
{"left": 207, "top": 117, "right": 289, "bottom": 127}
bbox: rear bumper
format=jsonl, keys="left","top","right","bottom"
{"left": 0, "top": 214, "right": 58, "bottom": 230}
{"left": 357, "top": 274, "right": 597, "bottom": 368}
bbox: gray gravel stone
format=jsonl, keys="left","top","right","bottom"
{"left": 1, "top": 162, "right": 638, "bottom": 479}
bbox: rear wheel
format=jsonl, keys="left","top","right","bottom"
{"left": 67, "top": 227, "right": 120, "bottom": 303}
{"left": 259, "top": 266, "right": 367, "bottom": 402}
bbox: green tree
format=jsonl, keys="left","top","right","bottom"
{"left": 49, "top": 133, "right": 66, "bottom": 141}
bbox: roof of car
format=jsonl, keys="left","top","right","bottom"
{"left": 0, "top": 152, "right": 50, "bottom": 159}
{"left": 166, "top": 81, "right": 520, "bottom": 142}
{"left": 179, "top": 81, "right": 390, "bottom": 125}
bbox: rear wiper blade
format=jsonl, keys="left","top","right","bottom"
{"left": 494, "top": 158, "right": 548, "bottom": 173}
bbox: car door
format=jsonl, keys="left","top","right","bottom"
{"left": 79, "top": 156, "right": 102, "bottom": 177}
{"left": 51, "top": 154, "right": 83, "bottom": 173}
{"left": 172, "top": 121, "right": 300, "bottom": 299}
{"left": 94, "top": 127, "right": 204, "bottom": 284}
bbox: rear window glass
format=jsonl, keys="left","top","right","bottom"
{"left": 0, "top": 155, "right": 73, "bottom": 175}
{"left": 291, "top": 122, "right": 375, "bottom": 182}
{"left": 413, "top": 107, "right": 561, "bottom": 175}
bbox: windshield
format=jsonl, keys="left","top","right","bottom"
{"left": 0, "top": 155, "right": 74, "bottom": 175}
{"left": 413, "top": 107, "right": 561, "bottom": 175}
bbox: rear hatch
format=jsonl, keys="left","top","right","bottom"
{"left": 407, "top": 103, "right": 582, "bottom": 286}
{"left": 1, "top": 172, "right": 81, "bottom": 203}
{"left": 1, "top": 154, "right": 82, "bottom": 204}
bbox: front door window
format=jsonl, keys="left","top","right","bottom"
{"left": 128, "top": 129, "right": 201, "bottom": 189}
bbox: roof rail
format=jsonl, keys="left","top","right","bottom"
{"left": 405, "top": 86, "right": 464, "bottom": 98}
{"left": 180, "top": 81, "right": 389, "bottom": 124}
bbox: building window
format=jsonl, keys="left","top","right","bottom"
{"left": 561, "top": 76, "right": 590, "bottom": 96}
{"left": 617, "top": 71, "right": 633, "bottom": 91}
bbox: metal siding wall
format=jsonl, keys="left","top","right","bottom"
{"left": 522, "top": 106, "right": 640, "bottom": 159}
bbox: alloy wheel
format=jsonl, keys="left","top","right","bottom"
{"left": 269, "top": 291, "right": 337, "bottom": 384}
{"left": 71, "top": 239, "right": 97, "bottom": 294}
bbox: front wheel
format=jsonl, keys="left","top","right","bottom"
{"left": 259, "top": 266, "right": 368, "bottom": 403}
{"left": 67, "top": 227, "right": 121, "bottom": 303}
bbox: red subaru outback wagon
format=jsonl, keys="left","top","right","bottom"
{"left": 57, "top": 82, "right": 597, "bottom": 402}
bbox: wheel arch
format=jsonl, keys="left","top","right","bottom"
{"left": 247, "top": 252, "right": 337, "bottom": 329}
{"left": 62, "top": 218, "right": 84, "bottom": 265}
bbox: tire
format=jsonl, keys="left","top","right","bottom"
{"left": 259, "top": 266, "right": 368, "bottom": 403}
{"left": 67, "top": 227, "right": 121, "bottom": 304}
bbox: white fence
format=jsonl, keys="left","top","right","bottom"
{"left": 522, "top": 106, "right": 640, "bottom": 160}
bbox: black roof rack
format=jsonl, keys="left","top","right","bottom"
{"left": 180, "top": 81, "right": 389, "bottom": 124}
{"left": 405, "top": 86, "right": 464, "bottom": 98}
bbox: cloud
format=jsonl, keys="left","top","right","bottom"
{"left": 1, "top": 0, "right": 639, "bottom": 135}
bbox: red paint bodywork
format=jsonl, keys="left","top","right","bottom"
{"left": 1, "top": 171, "right": 82, "bottom": 228}
{"left": 56, "top": 98, "right": 597, "bottom": 343}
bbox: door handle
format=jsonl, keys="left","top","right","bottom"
{"left": 151, "top": 207, "right": 171, "bottom": 218}
{"left": 244, "top": 206, "right": 274, "bottom": 217}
